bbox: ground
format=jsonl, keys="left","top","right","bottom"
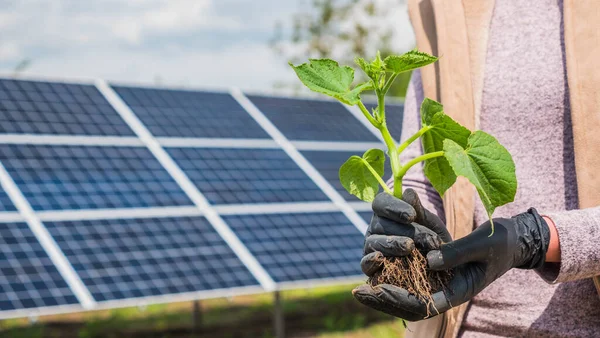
{"left": 0, "top": 284, "right": 406, "bottom": 338}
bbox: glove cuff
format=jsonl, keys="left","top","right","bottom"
{"left": 515, "top": 208, "right": 551, "bottom": 269}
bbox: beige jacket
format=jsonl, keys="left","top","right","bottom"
{"left": 406, "top": 0, "right": 600, "bottom": 337}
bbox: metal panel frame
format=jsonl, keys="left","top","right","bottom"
{"left": 0, "top": 135, "right": 144, "bottom": 147}
{"left": 157, "top": 137, "right": 279, "bottom": 149}
{"left": 35, "top": 202, "right": 367, "bottom": 221}
{"left": 291, "top": 141, "right": 383, "bottom": 151}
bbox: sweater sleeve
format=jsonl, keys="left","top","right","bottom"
{"left": 536, "top": 206, "right": 600, "bottom": 283}
{"left": 390, "top": 70, "right": 445, "bottom": 220}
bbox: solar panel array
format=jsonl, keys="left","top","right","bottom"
{"left": 0, "top": 78, "right": 404, "bottom": 319}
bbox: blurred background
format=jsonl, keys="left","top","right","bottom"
{"left": 0, "top": 1, "right": 415, "bottom": 337}
{"left": 0, "top": 0, "right": 415, "bottom": 97}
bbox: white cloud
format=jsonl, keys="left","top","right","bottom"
{"left": 106, "top": 0, "right": 243, "bottom": 44}
{"left": 0, "top": 42, "right": 21, "bottom": 62}
{"left": 26, "top": 42, "right": 293, "bottom": 92}
{"left": 0, "top": 0, "right": 243, "bottom": 48}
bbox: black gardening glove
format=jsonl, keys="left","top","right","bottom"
{"left": 355, "top": 204, "right": 551, "bottom": 321}
{"left": 353, "top": 189, "right": 452, "bottom": 320}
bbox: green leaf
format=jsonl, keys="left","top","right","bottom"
{"left": 420, "top": 99, "right": 471, "bottom": 196}
{"left": 384, "top": 49, "right": 438, "bottom": 74}
{"left": 355, "top": 57, "right": 370, "bottom": 75}
{"left": 339, "top": 149, "right": 386, "bottom": 202}
{"left": 420, "top": 98, "right": 444, "bottom": 125}
{"left": 289, "top": 59, "right": 373, "bottom": 105}
{"left": 372, "top": 51, "right": 385, "bottom": 74}
{"left": 355, "top": 52, "right": 384, "bottom": 81}
{"left": 443, "top": 131, "right": 517, "bottom": 220}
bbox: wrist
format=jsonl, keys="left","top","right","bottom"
{"left": 514, "top": 208, "right": 551, "bottom": 269}
{"left": 542, "top": 215, "right": 561, "bottom": 262}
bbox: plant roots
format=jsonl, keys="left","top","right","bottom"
{"left": 368, "top": 249, "right": 452, "bottom": 316}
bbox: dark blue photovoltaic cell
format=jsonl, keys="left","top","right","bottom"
{"left": 0, "top": 145, "right": 192, "bottom": 211}
{"left": 301, "top": 150, "right": 365, "bottom": 201}
{"left": 0, "top": 79, "right": 133, "bottom": 136}
{"left": 0, "top": 186, "right": 16, "bottom": 212}
{"left": 45, "top": 217, "right": 259, "bottom": 301}
{"left": 359, "top": 211, "right": 373, "bottom": 224}
{"left": 247, "top": 95, "right": 379, "bottom": 142}
{"left": 223, "top": 212, "right": 364, "bottom": 282}
{"left": 168, "top": 148, "right": 329, "bottom": 205}
{"left": 364, "top": 103, "right": 404, "bottom": 141}
{"left": 0, "top": 222, "right": 79, "bottom": 311}
{"left": 112, "top": 86, "right": 270, "bottom": 139}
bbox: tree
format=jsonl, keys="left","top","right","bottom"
{"left": 272, "top": 0, "right": 414, "bottom": 97}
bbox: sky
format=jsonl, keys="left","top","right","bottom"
{"left": 0, "top": 0, "right": 415, "bottom": 93}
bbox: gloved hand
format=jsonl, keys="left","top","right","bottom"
{"left": 355, "top": 199, "right": 551, "bottom": 321}
{"left": 360, "top": 189, "right": 451, "bottom": 277}
{"left": 354, "top": 189, "right": 452, "bottom": 319}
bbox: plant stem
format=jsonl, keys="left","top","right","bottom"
{"left": 361, "top": 159, "right": 393, "bottom": 195}
{"left": 357, "top": 101, "right": 381, "bottom": 128}
{"left": 377, "top": 90, "right": 385, "bottom": 122}
{"left": 397, "top": 151, "right": 444, "bottom": 179}
{"left": 382, "top": 73, "right": 399, "bottom": 95}
{"left": 397, "top": 126, "right": 432, "bottom": 153}
{"left": 378, "top": 121, "right": 402, "bottom": 198}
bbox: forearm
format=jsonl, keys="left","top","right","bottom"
{"left": 543, "top": 216, "right": 560, "bottom": 262}
{"left": 537, "top": 206, "right": 600, "bottom": 283}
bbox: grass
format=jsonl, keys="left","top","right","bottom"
{"left": 0, "top": 284, "right": 405, "bottom": 338}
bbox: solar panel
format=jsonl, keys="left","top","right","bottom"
{"left": 300, "top": 150, "right": 366, "bottom": 201}
{"left": 167, "top": 147, "right": 329, "bottom": 205}
{"left": 0, "top": 185, "right": 17, "bottom": 212}
{"left": 0, "top": 145, "right": 193, "bottom": 211}
{"left": 44, "top": 216, "right": 260, "bottom": 302}
{"left": 112, "top": 86, "right": 270, "bottom": 139}
{"left": 222, "top": 212, "right": 364, "bottom": 282}
{"left": 0, "top": 78, "right": 379, "bottom": 318}
{"left": 0, "top": 222, "right": 79, "bottom": 311}
{"left": 364, "top": 102, "right": 404, "bottom": 141}
{"left": 247, "top": 95, "right": 379, "bottom": 142}
{"left": 0, "top": 79, "right": 133, "bottom": 136}
{"left": 358, "top": 212, "right": 373, "bottom": 224}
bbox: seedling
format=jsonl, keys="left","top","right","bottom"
{"left": 290, "top": 50, "right": 517, "bottom": 310}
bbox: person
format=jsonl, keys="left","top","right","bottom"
{"left": 352, "top": 1, "right": 600, "bottom": 337}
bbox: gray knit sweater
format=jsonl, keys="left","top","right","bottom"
{"left": 399, "top": 1, "right": 600, "bottom": 336}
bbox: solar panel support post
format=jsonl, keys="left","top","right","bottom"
{"left": 273, "top": 291, "right": 285, "bottom": 338}
{"left": 192, "top": 300, "right": 202, "bottom": 336}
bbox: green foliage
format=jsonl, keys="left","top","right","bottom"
{"left": 443, "top": 132, "right": 517, "bottom": 224}
{"left": 339, "top": 149, "right": 386, "bottom": 202}
{"left": 355, "top": 52, "right": 385, "bottom": 82}
{"left": 289, "top": 59, "right": 372, "bottom": 105}
{"left": 384, "top": 49, "right": 438, "bottom": 74}
{"left": 420, "top": 97, "right": 444, "bottom": 124}
{"left": 420, "top": 99, "right": 471, "bottom": 196}
{"left": 291, "top": 48, "right": 517, "bottom": 227}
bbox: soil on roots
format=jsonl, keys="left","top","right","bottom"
{"left": 368, "top": 249, "right": 452, "bottom": 316}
